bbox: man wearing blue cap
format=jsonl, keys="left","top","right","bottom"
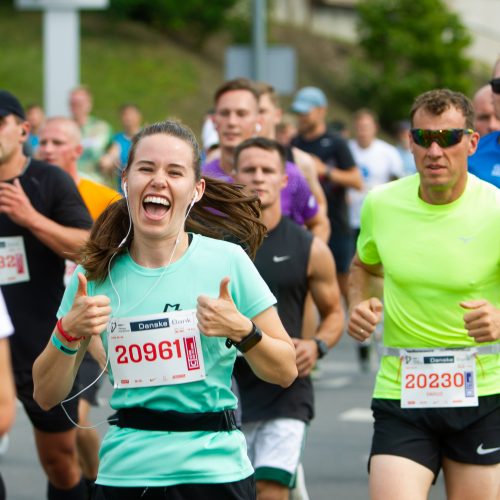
{"left": 291, "top": 87, "right": 362, "bottom": 299}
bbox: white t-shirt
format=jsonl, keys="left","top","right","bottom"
{"left": 0, "top": 291, "right": 13, "bottom": 339}
{"left": 348, "top": 138, "right": 404, "bottom": 228}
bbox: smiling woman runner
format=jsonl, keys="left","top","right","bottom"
{"left": 32, "top": 120, "right": 297, "bottom": 500}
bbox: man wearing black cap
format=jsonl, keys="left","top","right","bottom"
{"left": 291, "top": 87, "right": 362, "bottom": 300}
{"left": 0, "top": 90, "right": 93, "bottom": 499}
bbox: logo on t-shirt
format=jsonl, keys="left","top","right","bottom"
{"left": 273, "top": 255, "right": 291, "bottom": 263}
{"left": 163, "top": 303, "right": 181, "bottom": 312}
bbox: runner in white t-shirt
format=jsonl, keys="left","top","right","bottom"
{"left": 0, "top": 289, "right": 15, "bottom": 500}
{"left": 347, "top": 109, "right": 404, "bottom": 234}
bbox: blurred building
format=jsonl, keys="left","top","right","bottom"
{"left": 272, "top": 0, "right": 500, "bottom": 66}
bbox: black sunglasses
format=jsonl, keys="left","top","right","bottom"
{"left": 410, "top": 128, "right": 474, "bottom": 148}
{"left": 489, "top": 78, "right": 500, "bottom": 94}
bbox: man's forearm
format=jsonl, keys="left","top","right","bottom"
{"left": 328, "top": 166, "right": 363, "bottom": 190}
{"left": 306, "top": 213, "right": 331, "bottom": 243}
{"left": 28, "top": 212, "right": 89, "bottom": 259}
{"left": 315, "top": 308, "right": 345, "bottom": 349}
{"left": 347, "top": 261, "right": 383, "bottom": 311}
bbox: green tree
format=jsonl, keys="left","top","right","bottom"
{"left": 108, "top": 0, "right": 239, "bottom": 46}
{"left": 347, "top": 0, "right": 472, "bottom": 129}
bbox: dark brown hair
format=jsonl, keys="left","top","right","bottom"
{"left": 214, "top": 78, "right": 259, "bottom": 105}
{"left": 79, "top": 120, "right": 266, "bottom": 282}
{"left": 353, "top": 108, "right": 379, "bottom": 124}
{"left": 410, "top": 89, "right": 474, "bottom": 129}
{"left": 234, "top": 137, "right": 287, "bottom": 172}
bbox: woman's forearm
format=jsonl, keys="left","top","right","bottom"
{"left": 33, "top": 330, "right": 89, "bottom": 410}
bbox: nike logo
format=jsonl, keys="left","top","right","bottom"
{"left": 458, "top": 236, "right": 474, "bottom": 244}
{"left": 273, "top": 255, "right": 291, "bottom": 263}
{"left": 476, "top": 443, "right": 500, "bottom": 455}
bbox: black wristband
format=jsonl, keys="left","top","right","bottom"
{"left": 225, "top": 322, "right": 263, "bottom": 353}
{"left": 313, "top": 338, "right": 329, "bottom": 359}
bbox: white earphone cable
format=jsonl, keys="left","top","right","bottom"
{"left": 60, "top": 193, "right": 197, "bottom": 429}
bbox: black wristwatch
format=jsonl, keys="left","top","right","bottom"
{"left": 313, "top": 338, "right": 329, "bottom": 359}
{"left": 225, "top": 322, "right": 263, "bottom": 353}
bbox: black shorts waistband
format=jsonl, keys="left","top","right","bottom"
{"left": 108, "top": 407, "right": 239, "bottom": 432}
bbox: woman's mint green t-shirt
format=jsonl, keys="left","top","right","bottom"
{"left": 59, "top": 234, "right": 276, "bottom": 487}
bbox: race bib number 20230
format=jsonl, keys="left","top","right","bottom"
{"left": 401, "top": 348, "right": 477, "bottom": 408}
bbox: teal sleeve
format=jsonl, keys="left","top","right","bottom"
{"left": 229, "top": 245, "right": 276, "bottom": 319}
{"left": 56, "top": 265, "right": 93, "bottom": 318}
{"left": 357, "top": 193, "right": 381, "bottom": 265}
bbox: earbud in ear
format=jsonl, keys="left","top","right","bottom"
{"left": 189, "top": 191, "right": 197, "bottom": 208}
{"left": 21, "top": 130, "right": 27, "bottom": 136}
{"left": 122, "top": 181, "right": 128, "bottom": 199}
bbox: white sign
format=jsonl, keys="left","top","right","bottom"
{"left": 225, "top": 45, "right": 296, "bottom": 95}
{"left": 15, "top": 0, "right": 108, "bottom": 117}
{"left": 108, "top": 310, "right": 206, "bottom": 389}
{"left": 16, "top": 0, "right": 108, "bottom": 9}
{"left": 401, "top": 348, "right": 478, "bottom": 408}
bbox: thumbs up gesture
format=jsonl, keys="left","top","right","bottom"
{"left": 62, "top": 273, "right": 112, "bottom": 339}
{"left": 460, "top": 299, "right": 500, "bottom": 343}
{"left": 76, "top": 272, "right": 88, "bottom": 298}
{"left": 197, "top": 277, "right": 253, "bottom": 340}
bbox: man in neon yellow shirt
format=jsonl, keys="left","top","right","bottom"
{"left": 347, "top": 89, "right": 500, "bottom": 500}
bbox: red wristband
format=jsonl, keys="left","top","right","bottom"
{"left": 56, "top": 318, "right": 83, "bottom": 343}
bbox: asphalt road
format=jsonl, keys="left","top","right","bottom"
{"left": 1, "top": 333, "right": 447, "bottom": 500}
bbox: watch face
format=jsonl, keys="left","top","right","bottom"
{"left": 236, "top": 324, "right": 263, "bottom": 353}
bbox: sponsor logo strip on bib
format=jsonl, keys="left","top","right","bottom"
{"left": 108, "top": 309, "right": 206, "bottom": 389}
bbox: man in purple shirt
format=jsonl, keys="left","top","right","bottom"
{"left": 203, "top": 78, "right": 324, "bottom": 235}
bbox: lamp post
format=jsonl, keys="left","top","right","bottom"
{"left": 252, "top": 0, "right": 267, "bottom": 81}
{"left": 15, "top": 0, "right": 108, "bottom": 116}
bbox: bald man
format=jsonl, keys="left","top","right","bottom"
{"left": 39, "top": 117, "right": 120, "bottom": 219}
{"left": 468, "top": 59, "right": 500, "bottom": 187}
{"left": 472, "top": 85, "right": 500, "bottom": 137}
{"left": 492, "top": 57, "right": 500, "bottom": 121}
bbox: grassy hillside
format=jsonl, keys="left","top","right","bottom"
{"left": 1, "top": 3, "right": 365, "bottom": 138}
{"left": 1, "top": 4, "right": 488, "bottom": 139}
{"left": 0, "top": 5, "right": 224, "bottom": 134}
